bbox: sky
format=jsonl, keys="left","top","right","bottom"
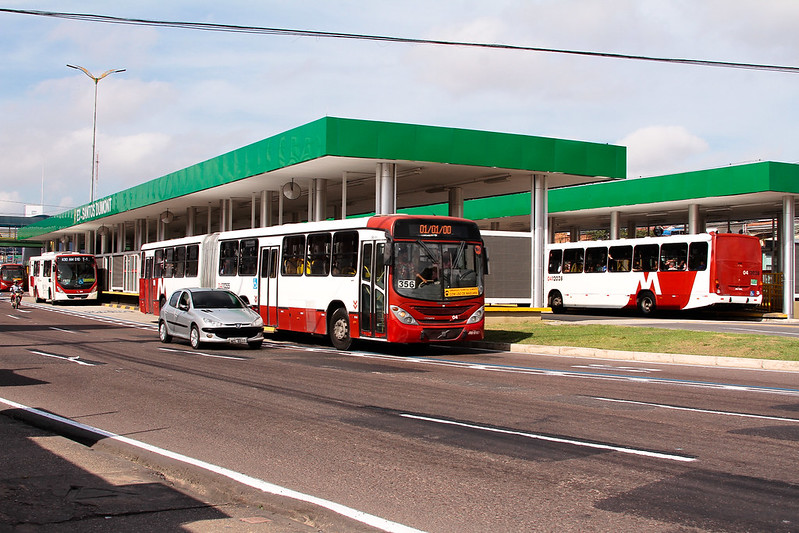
{"left": 1, "top": 1, "right": 798, "bottom": 216}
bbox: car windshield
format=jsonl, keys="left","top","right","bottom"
{"left": 191, "top": 291, "right": 244, "bottom": 309}
{"left": 393, "top": 241, "right": 483, "bottom": 301}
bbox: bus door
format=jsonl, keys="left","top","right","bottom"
{"left": 258, "top": 246, "right": 279, "bottom": 327}
{"left": 360, "top": 241, "right": 387, "bottom": 339}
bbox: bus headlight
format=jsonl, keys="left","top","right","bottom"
{"left": 390, "top": 305, "right": 418, "bottom": 325}
{"left": 466, "top": 306, "right": 484, "bottom": 324}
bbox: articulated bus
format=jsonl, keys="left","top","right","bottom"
{"left": 28, "top": 252, "right": 99, "bottom": 303}
{"left": 139, "top": 215, "right": 487, "bottom": 349}
{"left": 545, "top": 232, "right": 762, "bottom": 314}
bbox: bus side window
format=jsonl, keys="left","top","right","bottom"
{"left": 281, "top": 235, "right": 305, "bottom": 276}
{"left": 562, "top": 248, "right": 583, "bottom": 273}
{"left": 164, "top": 247, "right": 175, "bottom": 278}
{"left": 633, "top": 244, "right": 659, "bottom": 272}
{"left": 660, "top": 242, "right": 688, "bottom": 271}
{"left": 688, "top": 242, "right": 708, "bottom": 271}
{"left": 239, "top": 239, "right": 258, "bottom": 276}
{"left": 547, "top": 250, "right": 562, "bottom": 274}
{"left": 219, "top": 241, "right": 239, "bottom": 276}
{"left": 144, "top": 257, "right": 154, "bottom": 279}
{"left": 174, "top": 246, "right": 186, "bottom": 278}
{"left": 332, "top": 231, "right": 358, "bottom": 277}
{"left": 154, "top": 249, "right": 164, "bottom": 277}
{"left": 44, "top": 260, "right": 52, "bottom": 277}
{"left": 185, "top": 245, "right": 200, "bottom": 277}
{"left": 608, "top": 245, "right": 632, "bottom": 272}
{"left": 306, "top": 233, "right": 332, "bottom": 276}
{"left": 585, "top": 246, "right": 608, "bottom": 273}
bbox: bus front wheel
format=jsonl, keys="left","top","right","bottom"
{"left": 637, "top": 292, "right": 656, "bottom": 316}
{"left": 329, "top": 307, "right": 352, "bottom": 351}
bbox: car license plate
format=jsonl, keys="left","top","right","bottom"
{"left": 229, "top": 337, "right": 247, "bottom": 344}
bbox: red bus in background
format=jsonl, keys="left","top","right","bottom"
{"left": 545, "top": 232, "right": 762, "bottom": 315}
{"left": 140, "top": 215, "right": 487, "bottom": 349}
{"left": 0, "top": 263, "right": 26, "bottom": 291}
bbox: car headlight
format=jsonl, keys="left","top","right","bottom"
{"left": 251, "top": 316, "right": 264, "bottom": 328}
{"left": 390, "top": 305, "right": 418, "bottom": 325}
{"left": 201, "top": 317, "right": 224, "bottom": 327}
{"left": 466, "top": 306, "right": 484, "bottom": 324}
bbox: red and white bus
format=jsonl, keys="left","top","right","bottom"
{"left": 28, "top": 252, "right": 99, "bottom": 303}
{"left": 139, "top": 215, "right": 487, "bottom": 349}
{"left": 545, "top": 232, "right": 762, "bottom": 314}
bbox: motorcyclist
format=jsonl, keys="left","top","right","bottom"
{"left": 10, "top": 279, "right": 24, "bottom": 308}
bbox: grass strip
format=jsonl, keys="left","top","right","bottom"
{"left": 484, "top": 321, "right": 799, "bottom": 361}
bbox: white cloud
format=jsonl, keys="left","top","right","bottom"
{"left": 618, "top": 126, "right": 709, "bottom": 178}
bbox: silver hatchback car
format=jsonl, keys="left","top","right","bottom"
{"left": 158, "top": 288, "right": 264, "bottom": 349}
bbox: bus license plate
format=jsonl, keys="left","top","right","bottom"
{"left": 229, "top": 337, "right": 247, "bottom": 344}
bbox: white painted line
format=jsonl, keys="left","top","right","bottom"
{"left": 28, "top": 349, "right": 97, "bottom": 366}
{"left": 159, "top": 347, "right": 247, "bottom": 360}
{"left": 400, "top": 413, "right": 696, "bottom": 463}
{"left": 0, "top": 397, "right": 425, "bottom": 533}
{"left": 6, "top": 314, "right": 20, "bottom": 320}
{"left": 50, "top": 327, "right": 77, "bottom": 334}
{"left": 592, "top": 397, "right": 799, "bottom": 423}
{"left": 572, "top": 364, "right": 661, "bottom": 373}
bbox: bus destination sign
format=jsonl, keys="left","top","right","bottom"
{"left": 394, "top": 219, "right": 481, "bottom": 241}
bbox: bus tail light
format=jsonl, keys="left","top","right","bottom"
{"left": 467, "top": 306, "right": 484, "bottom": 324}
{"left": 715, "top": 279, "right": 720, "bottom": 294}
{"left": 390, "top": 305, "right": 419, "bottom": 325}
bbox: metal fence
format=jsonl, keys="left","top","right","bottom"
{"left": 758, "top": 272, "right": 783, "bottom": 312}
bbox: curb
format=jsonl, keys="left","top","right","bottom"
{"left": 474, "top": 341, "right": 799, "bottom": 372}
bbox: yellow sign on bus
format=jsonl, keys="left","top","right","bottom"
{"left": 444, "top": 287, "right": 479, "bottom": 297}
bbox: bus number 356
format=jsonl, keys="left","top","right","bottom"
{"left": 398, "top": 279, "right": 416, "bottom": 289}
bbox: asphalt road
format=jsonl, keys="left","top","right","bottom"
{"left": 1, "top": 301, "right": 798, "bottom": 532}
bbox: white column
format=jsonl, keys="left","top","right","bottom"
{"left": 782, "top": 195, "right": 795, "bottom": 318}
{"left": 609, "top": 211, "right": 620, "bottom": 240}
{"left": 251, "top": 193, "right": 257, "bottom": 229}
{"left": 448, "top": 187, "right": 464, "bottom": 218}
{"left": 308, "top": 179, "right": 316, "bottom": 221}
{"left": 315, "top": 178, "right": 327, "bottom": 222}
{"left": 84, "top": 230, "right": 93, "bottom": 254}
{"left": 186, "top": 207, "right": 195, "bottom": 237}
{"left": 531, "top": 174, "right": 548, "bottom": 308}
{"left": 226, "top": 199, "right": 233, "bottom": 231}
{"left": 688, "top": 204, "right": 701, "bottom": 234}
{"left": 278, "top": 190, "right": 284, "bottom": 226}
{"left": 341, "top": 171, "right": 348, "bottom": 220}
{"left": 207, "top": 204, "right": 212, "bottom": 233}
{"left": 260, "top": 190, "right": 269, "bottom": 228}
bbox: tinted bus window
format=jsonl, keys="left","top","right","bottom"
{"left": 608, "top": 245, "right": 632, "bottom": 272}
{"left": 585, "top": 247, "right": 608, "bottom": 273}
{"left": 219, "top": 241, "right": 239, "bottom": 276}
{"left": 633, "top": 244, "right": 659, "bottom": 272}
{"left": 332, "top": 231, "right": 358, "bottom": 277}
{"left": 562, "top": 248, "right": 584, "bottom": 273}
{"left": 239, "top": 239, "right": 258, "bottom": 276}
{"left": 660, "top": 242, "right": 688, "bottom": 271}
{"left": 164, "top": 247, "right": 176, "bottom": 278}
{"left": 688, "top": 241, "right": 709, "bottom": 271}
{"left": 154, "top": 249, "right": 163, "bottom": 277}
{"left": 306, "top": 233, "right": 331, "bottom": 276}
{"left": 174, "top": 246, "right": 186, "bottom": 278}
{"left": 547, "top": 250, "right": 562, "bottom": 274}
{"left": 281, "top": 235, "right": 305, "bottom": 276}
{"left": 186, "top": 245, "right": 200, "bottom": 277}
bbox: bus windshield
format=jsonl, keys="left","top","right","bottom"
{"left": 393, "top": 241, "right": 483, "bottom": 301}
{"left": 56, "top": 256, "right": 97, "bottom": 289}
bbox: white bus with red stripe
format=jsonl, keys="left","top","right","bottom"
{"left": 28, "top": 251, "right": 99, "bottom": 303}
{"left": 139, "top": 215, "right": 487, "bottom": 349}
{"left": 545, "top": 232, "right": 762, "bottom": 314}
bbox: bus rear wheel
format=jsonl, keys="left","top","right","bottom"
{"left": 548, "top": 291, "right": 564, "bottom": 312}
{"left": 637, "top": 292, "right": 656, "bottom": 316}
{"left": 329, "top": 307, "right": 352, "bottom": 351}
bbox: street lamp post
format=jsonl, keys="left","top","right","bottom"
{"left": 67, "top": 64, "right": 125, "bottom": 204}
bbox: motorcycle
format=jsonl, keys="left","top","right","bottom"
{"left": 10, "top": 279, "right": 23, "bottom": 309}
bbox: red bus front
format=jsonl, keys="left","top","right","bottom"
{"left": 376, "top": 217, "right": 486, "bottom": 343}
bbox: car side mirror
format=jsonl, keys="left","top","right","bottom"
{"left": 178, "top": 303, "right": 189, "bottom": 311}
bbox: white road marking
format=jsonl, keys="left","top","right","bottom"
{"left": 572, "top": 363, "right": 661, "bottom": 373}
{"left": 50, "top": 327, "right": 77, "bottom": 334}
{"left": 592, "top": 397, "right": 799, "bottom": 423}
{"left": 159, "top": 347, "right": 247, "bottom": 360}
{"left": 6, "top": 314, "right": 20, "bottom": 320}
{"left": 28, "top": 349, "right": 97, "bottom": 366}
{"left": 0, "top": 397, "right": 425, "bottom": 533}
{"left": 400, "top": 413, "right": 696, "bottom": 462}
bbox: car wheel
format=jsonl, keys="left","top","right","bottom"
{"left": 190, "top": 324, "right": 202, "bottom": 349}
{"left": 329, "top": 307, "right": 352, "bottom": 350}
{"left": 248, "top": 339, "right": 263, "bottom": 350}
{"left": 158, "top": 320, "right": 172, "bottom": 343}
